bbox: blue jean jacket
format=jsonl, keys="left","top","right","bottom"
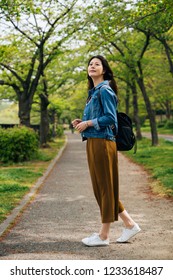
{"left": 82, "top": 80, "right": 118, "bottom": 141}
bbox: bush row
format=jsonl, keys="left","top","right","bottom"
{"left": 0, "top": 126, "right": 39, "bottom": 163}
{"left": 157, "top": 120, "right": 173, "bottom": 129}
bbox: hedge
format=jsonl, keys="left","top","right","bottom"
{"left": 0, "top": 126, "right": 39, "bottom": 163}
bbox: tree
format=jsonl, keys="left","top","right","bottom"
{"left": 0, "top": 0, "right": 81, "bottom": 127}
{"left": 109, "top": 32, "right": 159, "bottom": 145}
{"left": 39, "top": 75, "right": 50, "bottom": 146}
{"left": 134, "top": 0, "right": 173, "bottom": 76}
{"left": 81, "top": 1, "right": 159, "bottom": 145}
{"left": 144, "top": 43, "right": 173, "bottom": 120}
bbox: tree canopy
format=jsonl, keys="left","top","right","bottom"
{"left": 0, "top": 0, "right": 172, "bottom": 145}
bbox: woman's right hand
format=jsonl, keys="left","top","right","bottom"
{"left": 71, "top": 119, "right": 82, "bottom": 128}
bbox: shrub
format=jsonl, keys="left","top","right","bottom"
{"left": 164, "top": 120, "right": 173, "bottom": 129}
{"left": 157, "top": 121, "right": 166, "bottom": 128}
{"left": 56, "top": 125, "right": 64, "bottom": 137}
{"left": 0, "top": 126, "right": 39, "bottom": 162}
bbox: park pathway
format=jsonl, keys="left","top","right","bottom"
{"left": 0, "top": 132, "right": 172, "bottom": 260}
{"left": 142, "top": 132, "right": 173, "bottom": 142}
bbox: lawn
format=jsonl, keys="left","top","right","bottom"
{"left": 124, "top": 137, "right": 173, "bottom": 197}
{"left": 0, "top": 137, "right": 65, "bottom": 223}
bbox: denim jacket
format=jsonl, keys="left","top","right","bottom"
{"left": 82, "top": 80, "right": 118, "bottom": 141}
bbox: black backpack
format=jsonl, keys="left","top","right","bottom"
{"left": 98, "top": 91, "right": 136, "bottom": 152}
{"left": 112, "top": 112, "right": 136, "bottom": 152}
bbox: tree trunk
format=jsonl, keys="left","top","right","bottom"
{"left": 49, "top": 108, "right": 57, "bottom": 137}
{"left": 131, "top": 79, "right": 142, "bottom": 140}
{"left": 137, "top": 77, "right": 158, "bottom": 146}
{"left": 40, "top": 93, "right": 50, "bottom": 146}
{"left": 136, "top": 60, "right": 158, "bottom": 146}
{"left": 52, "top": 112, "right": 57, "bottom": 137}
{"left": 18, "top": 93, "right": 32, "bottom": 127}
{"left": 125, "top": 85, "right": 130, "bottom": 115}
{"left": 165, "top": 99, "right": 172, "bottom": 119}
{"left": 162, "top": 38, "right": 173, "bottom": 76}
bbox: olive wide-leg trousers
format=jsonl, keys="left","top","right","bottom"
{"left": 86, "top": 138, "right": 124, "bottom": 223}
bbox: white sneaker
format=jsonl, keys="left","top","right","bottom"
{"left": 82, "top": 233, "right": 109, "bottom": 246}
{"left": 116, "top": 223, "right": 141, "bottom": 243}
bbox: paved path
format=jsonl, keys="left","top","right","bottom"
{"left": 142, "top": 132, "right": 173, "bottom": 142}
{"left": 0, "top": 132, "right": 172, "bottom": 260}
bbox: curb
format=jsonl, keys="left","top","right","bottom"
{"left": 0, "top": 136, "right": 68, "bottom": 238}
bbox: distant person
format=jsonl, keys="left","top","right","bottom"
{"left": 69, "top": 123, "right": 74, "bottom": 134}
{"left": 72, "top": 55, "right": 141, "bottom": 246}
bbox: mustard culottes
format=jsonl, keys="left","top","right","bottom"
{"left": 86, "top": 138, "right": 124, "bottom": 223}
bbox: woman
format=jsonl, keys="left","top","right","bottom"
{"left": 72, "top": 55, "right": 141, "bottom": 246}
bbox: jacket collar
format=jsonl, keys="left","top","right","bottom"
{"left": 95, "top": 80, "right": 109, "bottom": 90}
{"left": 89, "top": 80, "right": 109, "bottom": 95}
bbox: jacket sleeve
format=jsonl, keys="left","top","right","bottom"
{"left": 92, "top": 86, "right": 118, "bottom": 131}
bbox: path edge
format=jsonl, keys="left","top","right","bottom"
{"left": 0, "top": 135, "right": 68, "bottom": 238}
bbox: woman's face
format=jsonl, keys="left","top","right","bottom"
{"left": 88, "top": 58, "right": 104, "bottom": 79}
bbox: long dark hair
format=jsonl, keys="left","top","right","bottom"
{"left": 87, "top": 55, "right": 118, "bottom": 94}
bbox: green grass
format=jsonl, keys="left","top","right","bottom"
{"left": 0, "top": 136, "right": 65, "bottom": 223}
{"left": 157, "top": 127, "right": 173, "bottom": 134}
{"left": 124, "top": 138, "right": 173, "bottom": 197}
{"left": 0, "top": 184, "right": 29, "bottom": 222}
{"left": 0, "top": 168, "right": 43, "bottom": 183}
{"left": 142, "top": 126, "right": 173, "bottom": 135}
{"left": 141, "top": 120, "right": 173, "bottom": 135}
